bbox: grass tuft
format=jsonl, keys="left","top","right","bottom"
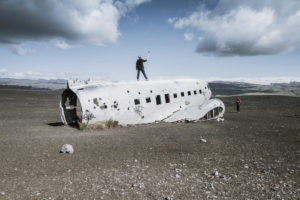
{"left": 105, "top": 119, "right": 119, "bottom": 128}
{"left": 79, "top": 119, "right": 119, "bottom": 130}
{"left": 79, "top": 123, "right": 88, "bottom": 130}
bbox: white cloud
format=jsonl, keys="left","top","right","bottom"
{"left": 168, "top": 0, "right": 300, "bottom": 56}
{"left": 7, "top": 71, "right": 73, "bottom": 80}
{"left": 54, "top": 40, "right": 77, "bottom": 49}
{"left": 0, "top": 69, "right": 107, "bottom": 81}
{"left": 115, "top": 0, "right": 151, "bottom": 15}
{"left": 184, "top": 33, "right": 194, "bottom": 41}
{"left": 8, "top": 44, "right": 35, "bottom": 56}
{"left": 0, "top": 0, "right": 150, "bottom": 51}
{"left": 0, "top": 68, "right": 8, "bottom": 73}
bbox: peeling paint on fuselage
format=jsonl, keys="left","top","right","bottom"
{"left": 60, "top": 79, "right": 225, "bottom": 125}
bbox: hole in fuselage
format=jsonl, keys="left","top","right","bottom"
{"left": 61, "top": 89, "right": 82, "bottom": 128}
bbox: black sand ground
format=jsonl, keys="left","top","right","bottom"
{"left": 0, "top": 89, "right": 299, "bottom": 200}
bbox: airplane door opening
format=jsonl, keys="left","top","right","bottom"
{"left": 60, "top": 89, "right": 82, "bottom": 127}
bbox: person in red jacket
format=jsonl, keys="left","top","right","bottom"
{"left": 236, "top": 97, "right": 241, "bottom": 112}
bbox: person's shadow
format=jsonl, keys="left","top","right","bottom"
{"left": 48, "top": 122, "right": 80, "bottom": 129}
{"left": 48, "top": 122, "right": 64, "bottom": 127}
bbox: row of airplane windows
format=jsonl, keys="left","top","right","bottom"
{"left": 134, "top": 89, "right": 203, "bottom": 106}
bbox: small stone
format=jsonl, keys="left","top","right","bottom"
{"left": 212, "top": 171, "right": 219, "bottom": 176}
{"left": 59, "top": 144, "right": 74, "bottom": 154}
{"left": 200, "top": 139, "right": 207, "bottom": 143}
{"left": 131, "top": 183, "right": 137, "bottom": 188}
{"left": 1, "top": 192, "right": 5, "bottom": 195}
{"left": 139, "top": 183, "right": 145, "bottom": 189}
{"left": 244, "top": 164, "right": 249, "bottom": 169}
{"left": 175, "top": 168, "right": 182, "bottom": 173}
{"left": 210, "top": 183, "right": 215, "bottom": 190}
{"left": 217, "top": 118, "right": 224, "bottom": 122}
{"left": 175, "top": 174, "right": 180, "bottom": 178}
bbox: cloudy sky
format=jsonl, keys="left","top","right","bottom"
{"left": 0, "top": 0, "right": 300, "bottom": 82}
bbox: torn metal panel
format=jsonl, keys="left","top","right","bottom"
{"left": 60, "top": 79, "right": 225, "bottom": 125}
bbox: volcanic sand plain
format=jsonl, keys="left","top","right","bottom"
{"left": 0, "top": 89, "right": 299, "bottom": 199}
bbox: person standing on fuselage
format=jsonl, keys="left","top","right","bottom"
{"left": 136, "top": 56, "right": 148, "bottom": 81}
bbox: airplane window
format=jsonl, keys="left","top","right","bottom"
{"left": 194, "top": 90, "right": 197, "bottom": 95}
{"left": 188, "top": 91, "right": 191, "bottom": 96}
{"left": 199, "top": 90, "right": 202, "bottom": 94}
{"left": 173, "top": 93, "right": 177, "bottom": 98}
{"left": 146, "top": 97, "right": 151, "bottom": 103}
{"left": 156, "top": 95, "right": 161, "bottom": 105}
{"left": 165, "top": 94, "right": 170, "bottom": 103}
{"left": 181, "top": 92, "right": 185, "bottom": 97}
{"left": 134, "top": 99, "right": 140, "bottom": 105}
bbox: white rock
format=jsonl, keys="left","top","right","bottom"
{"left": 175, "top": 168, "right": 182, "bottom": 173}
{"left": 60, "top": 144, "right": 74, "bottom": 154}
{"left": 244, "top": 164, "right": 249, "bottom": 169}
{"left": 217, "top": 118, "right": 224, "bottom": 122}
{"left": 200, "top": 139, "right": 207, "bottom": 143}
{"left": 1, "top": 192, "right": 5, "bottom": 195}
{"left": 211, "top": 170, "right": 220, "bottom": 177}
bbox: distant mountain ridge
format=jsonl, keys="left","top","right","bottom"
{"left": 0, "top": 78, "right": 299, "bottom": 96}
{"left": 0, "top": 78, "right": 67, "bottom": 90}
{"left": 209, "top": 81, "right": 300, "bottom": 96}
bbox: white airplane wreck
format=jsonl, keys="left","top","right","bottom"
{"left": 60, "top": 79, "right": 225, "bottom": 126}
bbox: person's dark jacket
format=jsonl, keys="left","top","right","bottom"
{"left": 136, "top": 58, "right": 147, "bottom": 70}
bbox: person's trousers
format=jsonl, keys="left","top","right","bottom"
{"left": 236, "top": 104, "right": 240, "bottom": 112}
{"left": 137, "top": 69, "right": 148, "bottom": 80}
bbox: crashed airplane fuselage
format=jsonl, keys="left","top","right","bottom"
{"left": 60, "top": 79, "right": 225, "bottom": 125}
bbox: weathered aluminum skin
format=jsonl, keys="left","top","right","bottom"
{"left": 60, "top": 79, "right": 225, "bottom": 125}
